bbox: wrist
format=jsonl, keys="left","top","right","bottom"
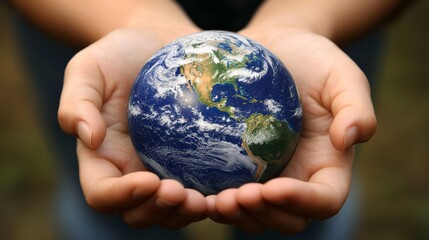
{"left": 239, "top": 24, "right": 315, "bottom": 50}
{"left": 122, "top": 1, "right": 200, "bottom": 45}
{"left": 243, "top": 0, "right": 334, "bottom": 40}
{"left": 124, "top": 17, "right": 200, "bottom": 45}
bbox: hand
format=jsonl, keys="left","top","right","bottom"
{"left": 58, "top": 28, "right": 206, "bottom": 229}
{"left": 206, "top": 28, "right": 377, "bottom": 234}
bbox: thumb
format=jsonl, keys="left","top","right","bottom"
{"left": 328, "top": 64, "right": 377, "bottom": 150}
{"left": 58, "top": 52, "right": 106, "bottom": 149}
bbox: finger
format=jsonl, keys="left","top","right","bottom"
{"left": 235, "top": 183, "right": 264, "bottom": 209}
{"left": 83, "top": 171, "right": 160, "bottom": 213}
{"left": 325, "top": 61, "right": 377, "bottom": 150}
{"left": 160, "top": 189, "right": 207, "bottom": 229}
{"left": 180, "top": 188, "right": 206, "bottom": 217}
{"left": 236, "top": 183, "right": 309, "bottom": 234}
{"left": 247, "top": 204, "right": 309, "bottom": 234}
{"left": 155, "top": 179, "right": 187, "bottom": 208}
{"left": 215, "top": 189, "right": 266, "bottom": 233}
{"left": 215, "top": 189, "right": 241, "bottom": 218}
{"left": 206, "top": 195, "right": 229, "bottom": 224}
{"left": 58, "top": 51, "right": 106, "bottom": 149}
{"left": 76, "top": 141, "right": 159, "bottom": 212}
{"left": 120, "top": 179, "right": 187, "bottom": 228}
{"left": 262, "top": 174, "right": 350, "bottom": 220}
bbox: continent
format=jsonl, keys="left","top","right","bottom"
{"left": 129, "top": 31, "right": 302, "bottom": 195}
{"left": 180, "top": 52, "right": 233, "bottom": 116}
{"left": 179, "top": 40, "right": 259, "bottom": 119}
{"left": 242, "top": 113, "right": 299, "bottom": 182}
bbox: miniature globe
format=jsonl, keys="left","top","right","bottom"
{"left": 128, "top": 31, "right": 302, "bottom": 195}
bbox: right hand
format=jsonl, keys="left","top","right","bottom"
{"left": 206, "top": 27, "right": 377, "bottom": 234}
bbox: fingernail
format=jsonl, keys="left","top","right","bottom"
{"left": 155, "top": 198, "right": 176, "bottom": 208}
{"left": 344, "top": 126, "right": 358, "bottom": 150}
{"left": 77, "top": 121, "right": 92, "bottom": 148}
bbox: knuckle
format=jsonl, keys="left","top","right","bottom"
{"left": 279, "top": 217, "right": 310, "bottom": 235}
{"left": 84, "top": 193, "right": 110, "bottom": 214}
{"left": 57, "top": 107, "right": 73, "bottom": 132}
{"left": 84, "top": 193, "right": 100, "bottom": 210}
{"left": 369, "top": 115, "right": 378, "bottom": 135}
{"left": 120, "top": 211, "right": 154, "bottom": 229}
{"left": 320, "top": 201, "right": 343, "bottom": 220}
{"left": 124, "top": 218, "right": 152, "bottom": 229}
{"left": 294, "top": 217, "right": 311, "bottom": 233}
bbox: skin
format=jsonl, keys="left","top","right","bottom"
{"left": 10, "top": 0, "right": 409, "bottom": 233}
{"left": 206, "top": 27, "right": 373, "bottom": 233}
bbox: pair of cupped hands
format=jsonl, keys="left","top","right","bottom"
{"left": 58, "top": 22, "right": 376, "bottom": 234}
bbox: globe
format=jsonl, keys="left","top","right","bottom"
{"left": 128, "top": 31, "right": 302, "bottom": 195}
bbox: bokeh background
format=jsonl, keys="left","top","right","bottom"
{"left": 1, "top": 1, "right": 428, "bottom": 239}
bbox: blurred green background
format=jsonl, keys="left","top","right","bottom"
{"left": 1, "top": 1, "right": 429, "bottom": 239}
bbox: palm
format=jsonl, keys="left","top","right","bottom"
{"left": 77, "top": 30, "right": 160, "bottom": 174}
{"left": 60, "top": 29, "right": 207, "bottom": 229}
{"left": 269, "top": 31, "right": 359, "bottom": 182}
{"left": 207, "top": 30, "right": 376, "bottom": 233}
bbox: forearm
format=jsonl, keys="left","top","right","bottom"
{"left": 246, "top": 0, "right": 410, "bottom": 44}
{"left": 10, "top": 0, "right": 197, "bottom": 46}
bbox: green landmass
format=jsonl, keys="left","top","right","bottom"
{"left": 180, "top": 41, "right": 298, "bottom": 182}
{"left": 179, "top": 41, "right": 258, "bottom": 119}
{"left": 242, "top": 113, "right": 299, "bottom": 182}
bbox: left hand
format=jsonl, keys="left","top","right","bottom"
{"left": 58, "top": 28, "right": 206, "bottom": 229}
{"left": 206, "top": 27, "right": 377, "bottom": 234}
